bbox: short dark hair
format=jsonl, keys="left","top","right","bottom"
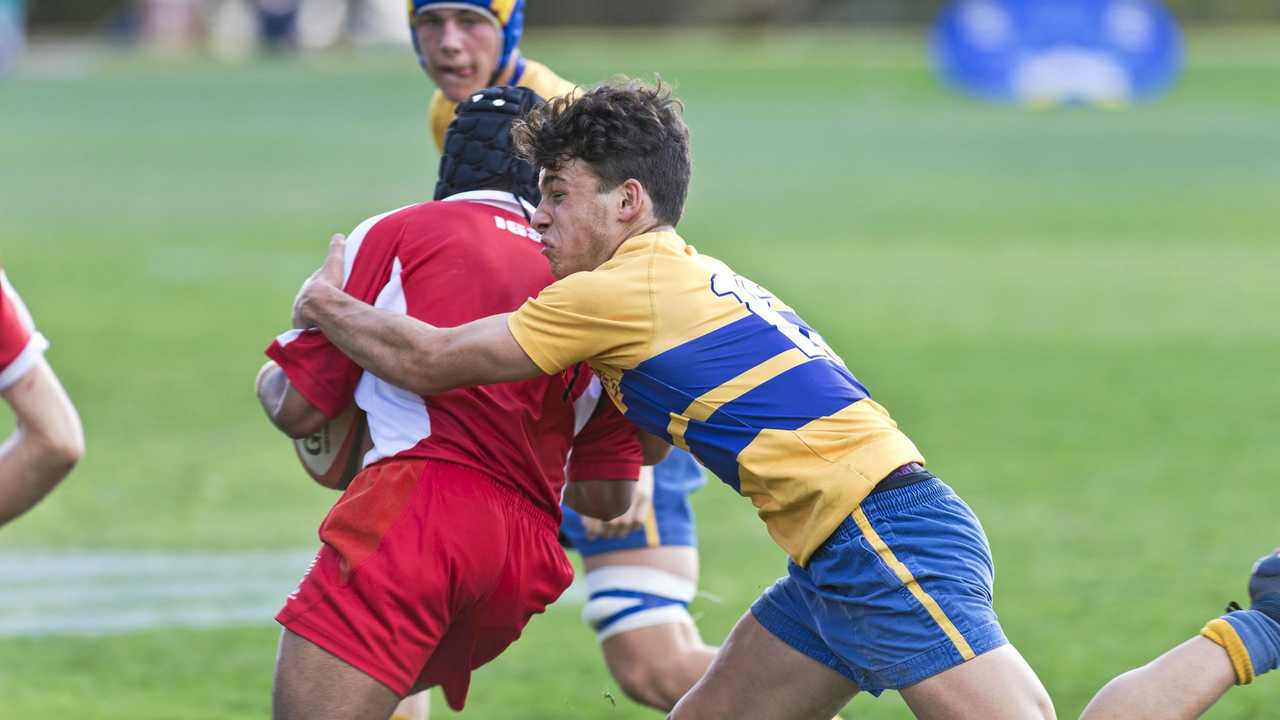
{"left": 512, "top": 78, "right": 692, "bottom": 226}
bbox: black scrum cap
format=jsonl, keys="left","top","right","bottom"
{"left": 433, "top": 85, "right": 544, "bottom": 207}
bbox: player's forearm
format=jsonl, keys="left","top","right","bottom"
{"left": 563, "top": 480, "right": 635, "bottom": 521}
{"left": 0, "top": 426, "right": 80, "bottom": 526}
{"left": 0, "top": 363, "right": 83, "bottom": 526}
{"left": 638, "top": 430, "right": 672, "bottom": 466}
{"left": 301, "top": 282, "right": 456, "bottom": 396}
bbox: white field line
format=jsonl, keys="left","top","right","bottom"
{"left": 0, "top": 549, "right": 585, "bottom": 638}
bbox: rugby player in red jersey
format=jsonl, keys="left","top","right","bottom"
{"left": 0, "top": 269, "right": 83, "bottom": 528}
{"left": 406, "top": 4, "right": 721, "bottom": 718}
{"left": 255, "top": 87, "right": 644, "bottom": 720}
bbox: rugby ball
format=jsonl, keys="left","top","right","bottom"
{"left": 293, "top": 404, "right": 371, "bottom": 490}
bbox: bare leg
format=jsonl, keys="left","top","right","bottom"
{"left": 1081, "top": 549, "right": 1280, "bottom": 719}
{"left": 900, "top": 644, "right": 1056, "bottom": 720}
{"left": 585, "top": 546, "right": 717, "bottom": 711}
{"left": 273, "top": 628, "right": 401, "bottom": 720}
{"left": 602, "top": 618, "right": 718, "bottom": 710}
{"left": 668, "top": 611, "right": 858, "bottom": 720}
{"left": 1079, "top": 636, "right": 1233, "bottom": 720}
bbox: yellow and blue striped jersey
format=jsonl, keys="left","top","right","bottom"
{"left": 508, "top": 231, "right": 925, "bottom": 566}
{"left": 428, "top": 59, "right": 577, "bottom": 151}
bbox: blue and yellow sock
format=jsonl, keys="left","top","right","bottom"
{"left": 1200, "top": 552, "right": 1280, "bottom": 685}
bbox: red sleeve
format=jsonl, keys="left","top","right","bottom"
{"left": 0, "top": 274, "right": 33, "bottom": 368}
{"left": 264, "top": 208, "right": 409, "bottom": 419}
{"left": 568, "top": 396, "right": 643, "bottom": 483}
{"left": 0, "top": 271, "right": 49, "bottom": 391}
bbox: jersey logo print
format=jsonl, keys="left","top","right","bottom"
{"left": 493, "top": 215, "right": 542, "bottom": 243}
{"left": 709, "top": 272, "right": 845, "bottom": 367}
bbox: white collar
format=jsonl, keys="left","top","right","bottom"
{"left": 442, "top": 190, "right": 537, "bottom": 219}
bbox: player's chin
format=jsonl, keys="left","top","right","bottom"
{"left": 432, "top": 72, "right": 482, "bottom": 101}
{"left": 546, "top": 258, "right": 571, "bottom": 280}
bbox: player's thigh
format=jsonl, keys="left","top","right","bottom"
{"left": 899, "top": 644, "right": 1055, "bottom": 720}
{"left": 273, "top": 628, "right": 401, "bottom": 720}
{"left": 669, "top": 611, "right": 858, "bottom": 720}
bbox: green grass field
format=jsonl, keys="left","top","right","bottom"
{"left": 1, "top": 27, "right": 1278, "bottom": 719}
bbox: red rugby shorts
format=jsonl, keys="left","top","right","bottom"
{"left": 277, "top": 459, "right": 573, "bottom": 710}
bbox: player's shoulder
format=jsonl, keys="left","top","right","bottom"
{"left": 347, "top": 202, "right": 424, "bottom": 242}
{"left": 399, "top": 196, "right": 523, "bottom": 229}
{"left": 428, "top": 88, "right": 454, "bottom": 115}
{"left": 396, "top": 197, "right": 544, "bottom": 259}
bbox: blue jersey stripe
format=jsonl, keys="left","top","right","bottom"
{"left": 707, "top": 359, "right": 868, "bottom": 431}
{"left": 631, "top": 314, "right": 798, "bottom": 400}
{"left": 679, "top": 360, "right": 868, "bottom": 491}
{"left": 618, "top": 370, "right": 692, "bottom": 444}
{"left": 681, "top": 423, "right": 757, "bottom": 491}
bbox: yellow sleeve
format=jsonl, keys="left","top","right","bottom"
{"left": 428, "top": 90, "right": 458, "bottom": 152}
{"left": 506, "top": 263, "right": 653, "bottom": 375}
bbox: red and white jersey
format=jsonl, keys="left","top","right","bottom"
{"left": 0, "top": 271, "right": 49, "bottom": 391}
{"left": 267, "top": 191, "right": 642, "bottom": 521}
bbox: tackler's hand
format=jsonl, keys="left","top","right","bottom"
{"left": 292, "top": 234, "right": 347, "bottom": 329}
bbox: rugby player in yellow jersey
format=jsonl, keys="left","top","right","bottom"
{"left": 293, "top": 79, "right": 1280, "bottom": 718}
{"left": 408, "top": 0, "right": 575, "bottom": 152}
{"left": 403, "top": 3, "right": 722, "bottom": 717}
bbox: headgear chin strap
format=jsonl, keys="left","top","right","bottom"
{"left": 434, "top": 85, "right": 544, "bottom": 208}
{"left": 409, "top": 0, "right": 526, "bottom": 85}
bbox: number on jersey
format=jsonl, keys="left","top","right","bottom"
{"left": 710, "top": 272, "right": 846, "bottom": 366}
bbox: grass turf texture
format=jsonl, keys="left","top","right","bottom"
{"left": 0, "top": 27, "right": 1277, "bottom": 719}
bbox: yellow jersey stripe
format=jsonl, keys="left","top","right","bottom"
{"left": 666, "top": 413, "right": 691, "bottom": 451}
{"left": 682, "top": 348, "right": 813, "bottom": 423}
{"left": 1201, "top": 618, "right": 1255, "bottom": 685}
{"left": 664, "top": 337, "right": 809, "bottom": 451}
{"left": 643, "top": 506, "right": 660, "bottom": 547}
{"left": 852, "top": 507, "right": 976, "bottom": 661}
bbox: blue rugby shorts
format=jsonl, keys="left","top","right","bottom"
{"left": 751, "top": 473, "right": 1008, "bottom": 695}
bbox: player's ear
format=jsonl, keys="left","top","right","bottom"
{"left": 617, "top": 178, "right": 646, "bottom": 223}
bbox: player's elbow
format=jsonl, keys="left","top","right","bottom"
{"left": 256, "top": 362, "right": 327, "bottom": 438}
{"left": 639, "top": 431, "right": 672, "bottom": 466}
{"left": 587, "top": 498, "right": 630, "bottom": 521}
{"left": 29, "top": 421, "right": 84, "bottom": 480}
{"left": 274, "top": 412, "right": 327, "bottom": 440}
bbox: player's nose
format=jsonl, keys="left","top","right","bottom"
{"left": 531, "top": 205, "right": 552, "bottom": 235}
{"left": 439, "top": 19, "right": 465, "bottom": 50}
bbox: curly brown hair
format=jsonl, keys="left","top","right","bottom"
{"left": 512, "top": 77, "right": 692, "bottom": 226}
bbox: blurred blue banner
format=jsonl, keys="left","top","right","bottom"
{"left": 933, "top": 0, "right": 1183, "bottom": 106}
{"left": 0, "top": 0, "right": 24, "bottom": 76}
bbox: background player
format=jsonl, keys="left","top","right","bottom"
{"left": 1079, "top": 549, "right": 1280, "bottom": 720}
{"left": 409, "top": 0, "right": 575, "bottom": 152}
{"left": 256, "top": 87, "right": 643, "bottom": 720}
{"left": 0, "top": 269, "right": 83, "bottom": 528}
{"left": 406, "top": 1, "right": 720, "bottom": 714}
